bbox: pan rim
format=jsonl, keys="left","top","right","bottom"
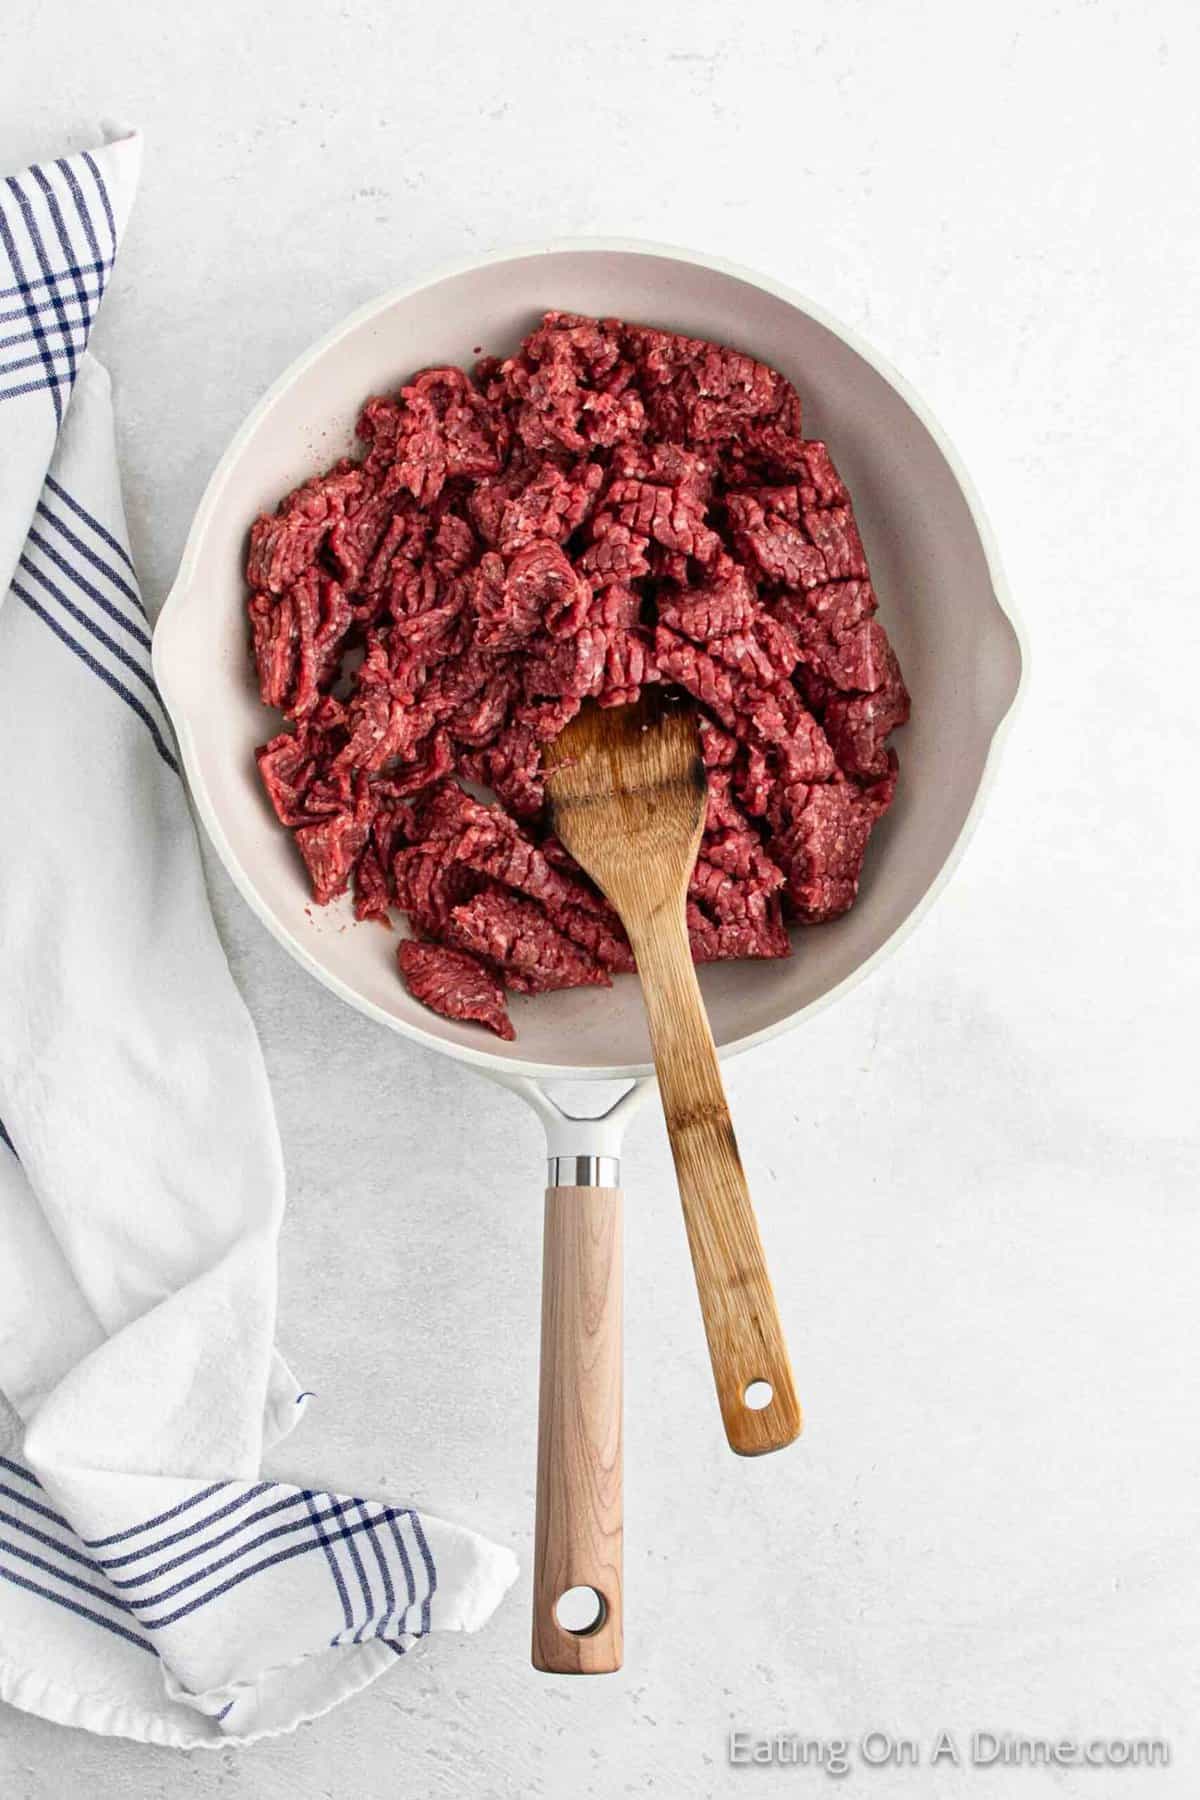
{"left": 153, "top": 235, "right": 1028, "bottom": 1083}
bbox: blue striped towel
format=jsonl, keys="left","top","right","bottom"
{"left": 0, "top": 132, "right": 516, "bottom": 1747}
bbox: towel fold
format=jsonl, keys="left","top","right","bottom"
{"left": 0, "top": 130, "right": 516, "bottom": 1748}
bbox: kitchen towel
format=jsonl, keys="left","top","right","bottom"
{"left": 0, "top": 130, "right": 516, "bottom": 1748}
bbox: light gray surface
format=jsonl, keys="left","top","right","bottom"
{"left": 2, "top": 1, "right": 1198, "bottom": 1795}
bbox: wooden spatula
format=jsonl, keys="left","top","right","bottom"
{"left": 544, "top": 692, "right": 802, "bottom": 1458}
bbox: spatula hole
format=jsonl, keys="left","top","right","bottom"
{"left": 555, "top": 1586, "right": 607, "bottom": 1635}
{"left": 744, "top": 1380, "right": 773, "bottom": 1410}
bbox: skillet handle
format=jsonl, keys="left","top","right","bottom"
{"left": 531, "top": 1181, "right": 623, "bottom": 1674}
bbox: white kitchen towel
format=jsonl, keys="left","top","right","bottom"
{"left": 0, "top": 132, "right": 516, "bottom": 1748}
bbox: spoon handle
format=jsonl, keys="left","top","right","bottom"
{"left": 630, "top": 903, "right": 802, "bottom": 1456}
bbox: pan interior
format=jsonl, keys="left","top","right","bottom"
{"left": 157, "top": 248, "right": 1022, "bottom": 1076}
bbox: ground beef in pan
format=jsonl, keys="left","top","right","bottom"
{"left": 248, "top": 312, "right": 909, "bottom": 1038}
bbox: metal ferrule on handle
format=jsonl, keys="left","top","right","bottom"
{"left": 547, "top": 1154, "right": 621, "bottom": 1189}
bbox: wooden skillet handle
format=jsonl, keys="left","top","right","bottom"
{"left": 629, "top": 906, "right": 802, "bottom": 1457}
{"left": 531, "top": 1184, "right": 623, "bottom": 1673}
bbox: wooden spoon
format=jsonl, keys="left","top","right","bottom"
{"left": 544, "top": 692, "right": 802, "bottom": 1458}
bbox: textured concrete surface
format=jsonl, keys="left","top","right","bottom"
{"left": 2, "top": 0, "right": 1198, "bottom": 1793}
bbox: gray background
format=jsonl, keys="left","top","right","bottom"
{"left": 2, "top": 0, "right": 1198, "bottom": 1794}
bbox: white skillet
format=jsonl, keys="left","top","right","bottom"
{"left": 153, "top": 241, "right": 1026, "bottom": 1672}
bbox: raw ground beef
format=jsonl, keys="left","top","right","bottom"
{"left": 248, "top": 312, "right": 909, "bottom": 1038}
